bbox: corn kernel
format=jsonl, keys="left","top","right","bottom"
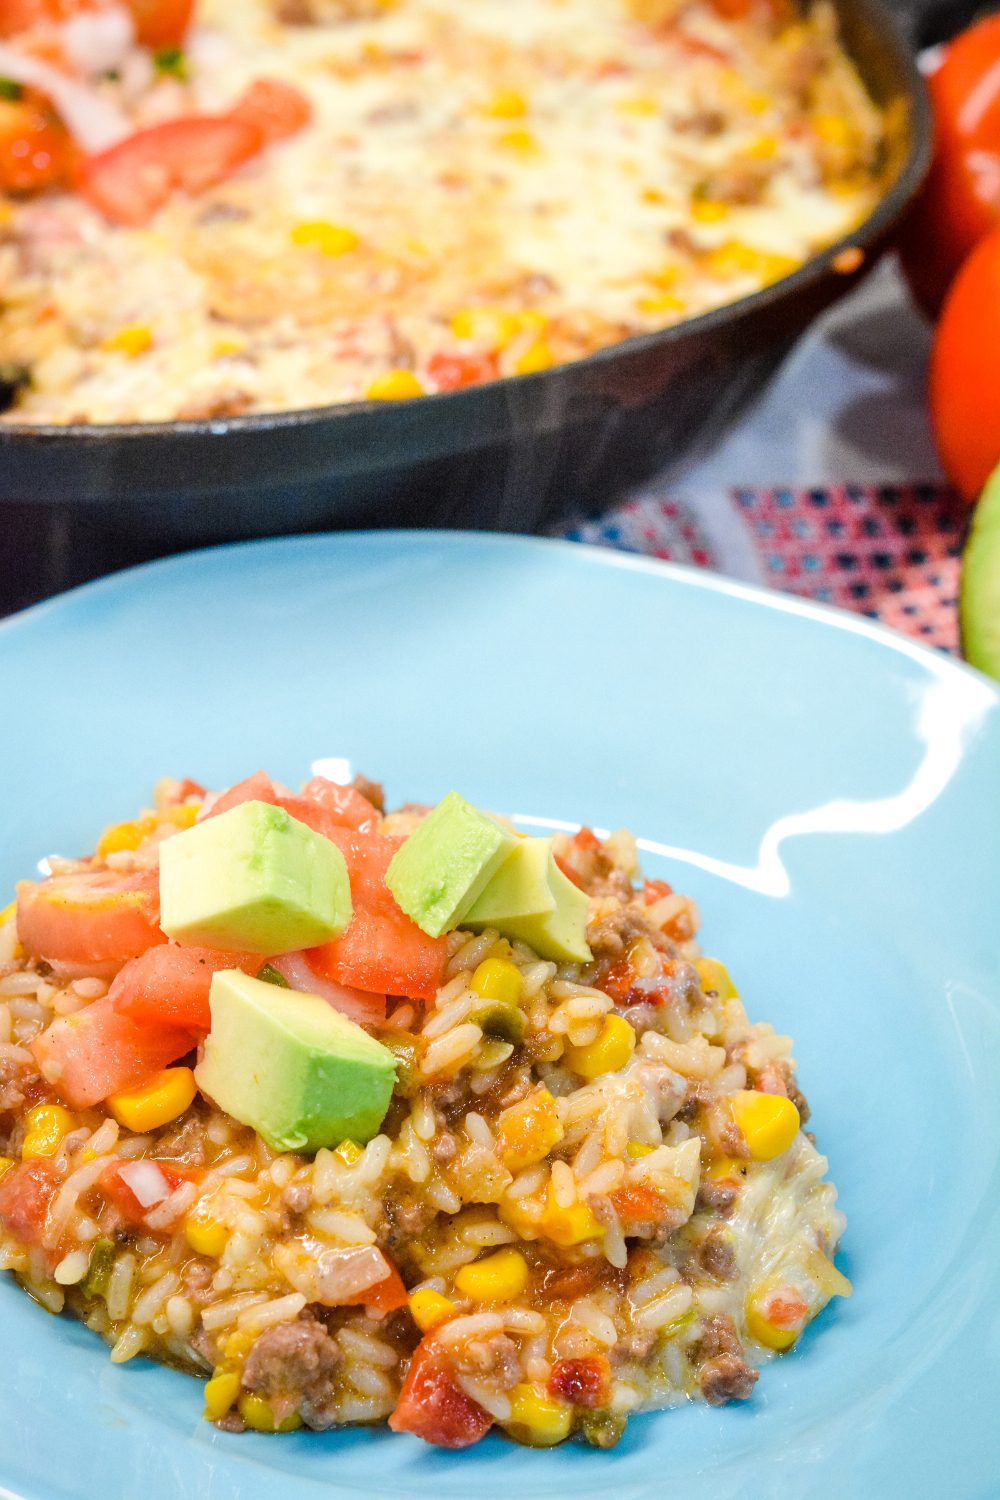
{"left": 539, "top": 1180, "right": 603, "bottom": 1246}
{"left": 471, "top": 957, "right": 524, "bottom": 1008}
{"left": 102, "top": 324, "right": 153, "bottom": 357}
{"left": 483, "top": 88, "right": 527, "bottom": 118}
{"left": 627, "top": 1141, "right": 655, "bottom": 1158}
{"left": 165, "top": 803, "right": 200, "bottom": 829}
{"left": 220, "top": 1329, "right": 257, "bottom": 1366}
{"left": 497, "top": 127, "right": 538, "bottom": 154}
{"left": 705, "top": 242, "right": 798, "bottom": 284}
{"left": 22, "top": 1103, "right": 75, "bottom": 1159}
{"left": 616, "top": 94, "right": 658, "bottom": 116}
{"left": 409, "top": 1287, "right": 456, "bottom": 1332}
{"left": 813, "top": 113, "right": 853, "bottom": 148}
{"left": 729, "top": 1090, "right": 800, "bottom": 1161}
{"left": 691, "top": 198, "right": 728, "bottom": 223}
{"left": 203, "top": 1370, "right": 241, "bottom": 1421}
{"left": 744, "top": 133, "right": 777, "bottom": 159}
{"left": 637, "top": 292, "right": 684, "bottom": 315}
{"left": 0, "top": 1155, "right": 14, "bottom": 1181}
{"left": 0, "top": 900, "right": 16, "bottom": 928}
{"left": 706, "top": 1154, "right": 745, "bottom": 1181}
{"left": 450, "top": 307, "right": 521, "bottom": 346}
{"left": 212, "top": 336, "right": 247, "bottom": 359}
{"left": 290, "top": 220, "right": 359, "bottom": 256}
{"left": 745, "top": 1285, "right": 809, "bottom": 1351}
{"left": 514, "top": 339, "right": 556, "bottom": 375}
{"left": 694, "top": 958, "right": 739, "bottom": 1000}
{"left": 496, "top": 1088, "right": 563, "bottom": 1171}
{"left": 505, "top": 1383, "right": 572, "bottom": 1447}
{"left": 96, "top": 816, "right": 157, "bottom": 859}
{"left": 564, "top": 1014, "right": 635, "bottom": 1079}
{"left": 455, "top": 1247, "right": 529, "bottom": 1303}
{"left": 185, "top": 1205, "right": 229, "bottom": 1260}
{"left": 365, "top": 370, "right": 424, "bottom": 401}
{"left": 108, "top": 1067, "right": 197, "bottom": 1133}
{"left": 334, "top": 1138, "right": 363, "bottom": 1166}
{"left": 238, "top": 1393, "right": 303, "bottom": 1433}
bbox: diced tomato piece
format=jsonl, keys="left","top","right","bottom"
{"left": 361, "top": 1258, "right": 409, "bottom": 1315}
{"left": 609, "top": 1181, "right": 667, "bottom": 1224}
{"left": 598, "top": 957, "right": 636, "bottom": 1004}
{"left": 110, "top": 944, "right": 263, "bottom": 1033}
{"left": 573, "top": 827, "right": 601, "bottom": 853}
{"left": 170, "top": 778, "right": 206, "bottom": 804}
{"left": 77, "top": 115, "right": 262, "bottom": 226}
{"left": 17, "top": 869, "right": 166, "bottom": 968}
{"left": 388, "top": 1337, "right": 492, "bottom": 1448}
{"left": 0, "top": 0, "right": 87, "bottom": 35}
{"left": 0, "top": 1159, "right": 60, "bottom": 1248}
{"left": 204, "top": 770, "right": 280, "bottom": 818}
{"left": 308, "top": 829, "right": 448, "bottom": 1001}
{"left": 30, "top": 996, "right": 195, "bottom": 1109}
{"left": 547, "top": 1355, "right": 610, "bottom": 1409}
{"left": 553, "top": 852, "right": 586, "bottom": 890}
{"left": 126, "top": 0, "right": 195, "bottom": 48}
{"left": 0, "top": 88, "right": 75, "bottom": 195}
{"left": 100, "top": 1158, "right": 193, "bottom": 1227}
{"left": 298, "top": 775, "right": 380, "bottom": 833}
{"left": 229, "top": 78, "right": 312, "bottom": 146}
{"left": 765, "top": 1291, "right": 809, "bottom": 1330}
{"left": 642, "top": 878, "right": 673, "bottom": 905}
{"left": 427, "top": 349, "right": 501, "bottom": 392}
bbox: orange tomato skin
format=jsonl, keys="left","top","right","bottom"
{"left": 928, "top": 224, "right": 1000, "bottom": 500}
{"left": 900, "top": 14, "right": 1000, "bottom": 316}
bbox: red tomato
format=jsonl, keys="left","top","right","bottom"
{"left": 388, "top": 1337, "right": 492, "bottom": 1448}
{"left": 766, "top": 1290, "right": 809, "bottom": 1330}
{"left": 641, "top": 878, "right": 673, "bottom": 905}
{"left": 0, "top": 89, "right": 75, "bottom": 195}
{"left": 553, "top": 852, "right": 585, "bottom": 890}
{"left": 206, "top": 771, "right": 378, "bottom": 839}
{"left": 547, "top": 1355, "right": 610, "bottom": 1409}
{"left": 361, "top": 1258, "right": 409, "bottom": 1315}
{"left": 0, "top": 1159, "right": 60, "bottom": 1248}
{"left": 298, "top": 775, "right": 380, "bottom": 833}
{"left": 229, "top": 78, "right": 312, "bottom": 146}
{"left": 308, "top": 829, "right": 448, "bottom": 1001}
{"left": 609, "top": 1181, "right": 667, "bottom": 1225}
{"left": 0, "top": 0, "right": 193, "bottom": 46}
{"left": 928, "top": 225, "right": 1000, "bottom": 500}
{"left": 30, "top": 996, "right": 195, "bottom": 1108}
{"left": 426, "top": 350, "right": 501, "bottom": 392}
{"left": 900, "top": 15, "right": 1000, "bottom": 315}
{"left": 110, "top": 944, "right": 263, "bottom": 1033}
{"left": 100, "top": 1158, "right": 193, "bottom": 1226}
{"left": 77, "top": 115, "right": 262, "bottom": 225}
{"left": 16, "top": 869, "right": 165, "bottom": 968}
{"left": 126, "top": 0, "right": 194, "bottom": 48}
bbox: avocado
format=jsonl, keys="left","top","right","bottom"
{"left": 385, "top": 791, "right": 516, "bottom": 937}
{"left": 159, "top": 800, "right": 352, "bottom": 954}
{"left": 464, "top": 837, "right": 556, "bottom": 925}
{"left": 961, "top": 462, "right": 1000, "bottom": 682}
{"left": 194, "top": 969, "right": 396, "bottom": 1152}
{"left": 464, "top": 836, "right": 592, "bottom": 963}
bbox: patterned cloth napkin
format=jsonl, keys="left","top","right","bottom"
{"left": 554, "top": 263, "right": 968, "bottom": 656}
{"left": 557, "top": 481, "right": 965, "bottom": 653}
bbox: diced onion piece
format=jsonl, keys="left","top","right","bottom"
{"left": 269, "top": 952, "right": 386, "bottom": 1027}
{"left": 0, "top": 42, "right": 131, "bottom": 151}
{"left": 62, "top": 6, "right": 135, "bottom": 76}
{"left": 118, "top": 1159, "right": 171, "bottom": 1208}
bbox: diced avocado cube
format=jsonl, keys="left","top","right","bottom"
{"left": 464, "top": 836, "right": 592, "bottom": 963}
{"left": 464, "top": 837, "right": 557, "bottom": 925}
{"left": 159, "top": 800, "right": 351, "bottom": 955}
{"left": 194, "top": 970, "right": 396, "bottom": 1152}
{"left": 385, "top": 791, "right": 516, "bottom": 937}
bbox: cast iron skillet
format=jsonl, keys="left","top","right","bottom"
{"left": 0, "top": 0, "right": 931, "bottom": 568}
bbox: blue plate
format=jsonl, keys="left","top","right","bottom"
{"left": 1, "top": 533, "right": 998, "bottom": 1500}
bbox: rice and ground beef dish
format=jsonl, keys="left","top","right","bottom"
{"left": 0, "top": 0, "right": 884, "bottom": 423}
{"left": 0, "top": 769, "right": 850, "bottom": 1448}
